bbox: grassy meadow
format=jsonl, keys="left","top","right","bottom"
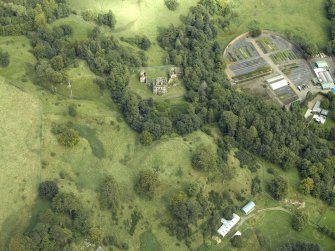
{"left": 221, "top": 0, "right": 330, "bottom": 48}
{"left": 0, "top": 78, "right": 42, "bottom": 249}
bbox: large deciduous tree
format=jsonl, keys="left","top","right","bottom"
{"left": 268, "top": 176, "right": 288, "bottom": 200}
{"left": 98, "top": 175, "right": 120, "bottom": 211}
{"left": 135, "top": 170, "right": 158, "bottom": 199}
{"left": 38, "top": 180, "right": 59, "bottom": 200}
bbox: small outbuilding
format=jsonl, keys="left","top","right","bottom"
{"left": 241, "top": 201, "right": 256, "bottom": 215}
{"left": 232, "top": 231, "right": 242, "bottom": 238}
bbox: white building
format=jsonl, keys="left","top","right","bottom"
{"left": 270, "top": 79, "right": 289, "bottom": 90}
{"left": 217, "top": 213, "right": 240, "bottom": 238}
{"left": 266, "top": 75, "right": 284, "bottom": 84}
{"left": 266, "top": 75, "right": 289, "bottom": 90}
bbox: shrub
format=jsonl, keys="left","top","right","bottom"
{"left": 291, "top": 211, "right": 308, "bottom": 231}
{"left": 0, "top": 49, "right": 10, "bottom": 67}
{"left": 230, "top": 235, "right": 244, "bottom": 248}
{"left": 58, "top": 128, "right": 80, "bottom": 147}
{"left": 98, "top": 176, "right": 120, "bottom": 211}
{"left": 68, "top": 105, "right": 77, "bottom": 117}
{"left": 268, "top": 176, "right": 288, "bottom": 200}
{"left": 191, "top": 147, "right": 217, "bottom": 171}
{"left": 135, "top": 170, "right": 158, "bottom": 199}
{"left": 139, "top": 131, "right": 153, "bottom": 146}
{"left": 165, "top": 0, "right": 179, "bottom": 11}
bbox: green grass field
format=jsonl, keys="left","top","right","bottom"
{"left": 220, "top": 0, "right": 330, "bottom": 48}
{"left": 67, "top": 0, "right": 198, "bottom": 40}
{"left": 66, "top": 0, "right": 199, "bottom": 65}
{"left": 250, "top": 211, "right": 334, "bottom": 250}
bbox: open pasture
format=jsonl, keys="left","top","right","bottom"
{"left": 67, "top": 0, "right": 198, "bottom": 41}
{"left": 0, "top": 78, "right": 41, "bottom": 249}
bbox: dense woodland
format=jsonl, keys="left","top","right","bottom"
{"left": 1, "top": 0, "right": 335, "bottom": 250}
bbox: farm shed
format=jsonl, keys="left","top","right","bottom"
{"left": 217, "top": 213, "right": 240, "bottom": 238}
{"left": 241, "top": 201, "right": 256, "bottom": 215}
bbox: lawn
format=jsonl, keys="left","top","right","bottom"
{"left": 220, "top": 0, "right": 330, "bottom": 48}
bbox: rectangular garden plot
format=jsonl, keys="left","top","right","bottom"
{"left": 257, "top": 37, "right": 278, "bottom": 54}
{"left": 274, "top": 85, "right": 298, "bottom": 105}
{"left": 270, "top": 35, "right": 292, "bottom": 51}
{"left": 270, "top": 50, "right": 298, "bottom": 65}
{"left": 281, "top": 61, "right": 313, "bottom": 86}
{"left": 226, "top": 41, "right": 259, "bottom": 62}
{"left": 229, "top": 57, "right": 269, "bottom": 77}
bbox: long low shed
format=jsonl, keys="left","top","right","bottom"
{"left": 270, "top": 79, "right": 288, "bottom": 90}
{"left": 266, "top": 75, "right": 284, "bottom": 84}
